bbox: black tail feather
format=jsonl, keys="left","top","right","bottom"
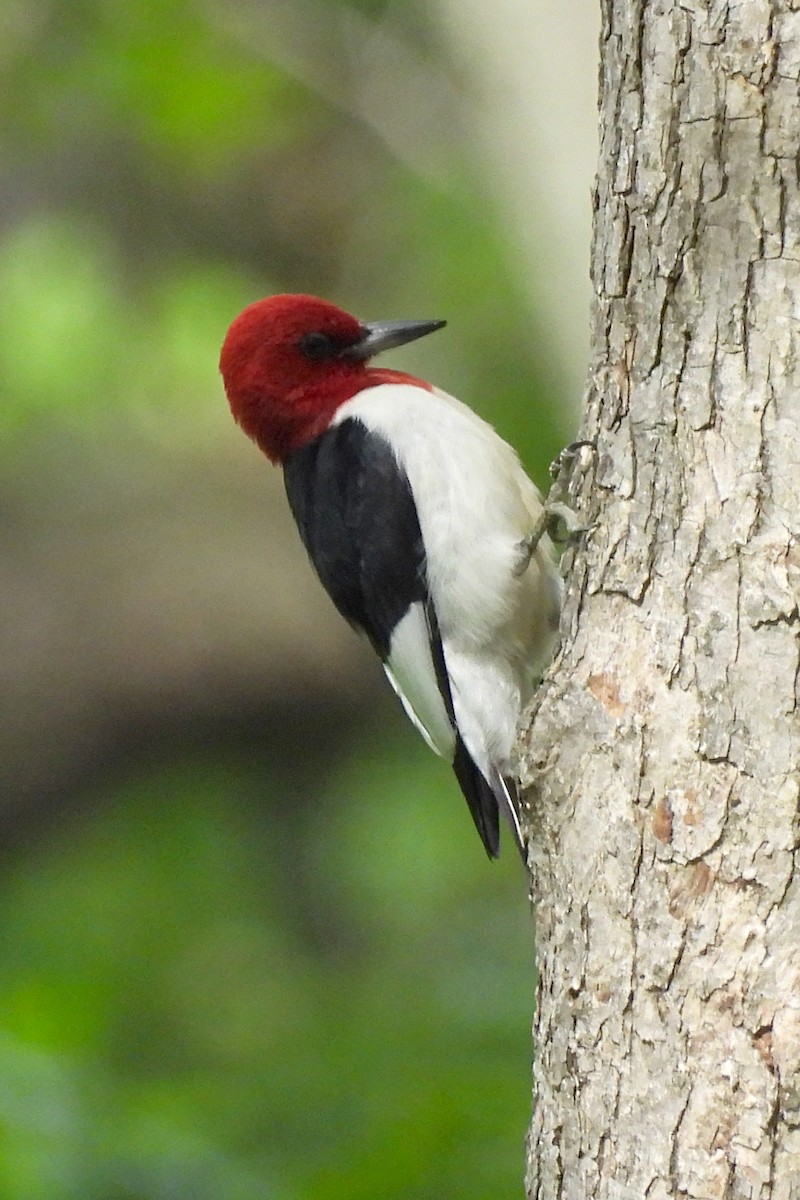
{"left": 452, "top": 736, "right": 500, "bottom": 858}
{"left": 452, "top": 739, "right": 528, "bottom": 861}
{"left": 490, "top": 770, "right": 528, "bottom": 863}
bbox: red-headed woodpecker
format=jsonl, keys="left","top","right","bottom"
{"left": 219, "top": 294, "right": 560, "bottom": 858}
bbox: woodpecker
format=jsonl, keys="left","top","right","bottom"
{"left": 220, "top": 294, "right": 561, "bottom": 858}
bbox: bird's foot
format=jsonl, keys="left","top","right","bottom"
{"left": 546, "top": 440, "right": 596, "bottom": 544}
{"left": 514, "top": 441, "right": 595, "bottom": 573}
{"left": 549, "top": 439, "right": 596, "bottom": 487}
{"left": 514, "top": 507, "right": 593, "bottom": 574}
{"left": 544, "top": 501, "right": 595, "bottom": 545}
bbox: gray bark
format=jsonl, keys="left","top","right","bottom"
{"left": 522, "top": 3, "right": 800, "bottom": 1197}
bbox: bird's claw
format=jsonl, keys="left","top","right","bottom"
{"left": 544, "top": 503, "right": 595, "bottom": 545}
{"left": 542, "top": 439, "right": 596, "bottom": 546}
{"left": 513, "top": 442, "right": 596, "bottom": 569}
{"left": 514, "top": 499, "right": 593, "bottom": 574}
{"left": 549, "top": 439, "right": 596, "bottom": 485}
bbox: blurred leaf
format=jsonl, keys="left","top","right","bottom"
{"left": 0, "top": 753, "right": 531, "bottom": 1199}
{"left": 6, "top": 0, "right": 311, "bottom": 171}
{"left": 0, "top": 216, "right": 259, "bottom": 444}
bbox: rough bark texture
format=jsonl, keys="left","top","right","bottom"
{"left": 522, "top": 2, "right": 800, "bottom": 1197}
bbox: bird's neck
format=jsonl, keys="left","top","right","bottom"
{"left": 242, "top": 369, "right": 434, "bottom": 463}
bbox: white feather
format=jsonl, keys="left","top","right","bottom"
{"left": 382, "top": 603, "right": 455, "bottom": 759}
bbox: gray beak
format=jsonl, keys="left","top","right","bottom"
{"left": 343, "top": 318, "right": 446, "bottom": 361}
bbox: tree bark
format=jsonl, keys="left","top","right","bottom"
{"left": 522, "top": 3, "right": 800, "bottom": 1197}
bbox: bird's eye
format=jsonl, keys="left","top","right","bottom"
{"left": 297, "top": 331, "right": 338, "bottom": 361}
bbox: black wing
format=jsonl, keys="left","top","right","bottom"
{"left": 283, "top": 417, "right": 425, "bottom": 658}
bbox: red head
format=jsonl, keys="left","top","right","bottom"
{"left": 219, "top": 294, "right": 445, "bottom": 462}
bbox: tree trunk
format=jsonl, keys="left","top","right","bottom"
{"left": 522, "top": 3, "right": 800, "bottom": 1197}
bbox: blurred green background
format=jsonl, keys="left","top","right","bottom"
{"left": 0, "top": 1, "right": 596, "bottom": 1196}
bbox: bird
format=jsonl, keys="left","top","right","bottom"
{"left": 219, "top": 294, "right": 561, "bottom": 858}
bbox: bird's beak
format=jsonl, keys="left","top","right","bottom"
{"left": 343, "top": 318, "right": 446, "bottom": 361}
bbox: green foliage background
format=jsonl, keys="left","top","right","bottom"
{"left": 0, "top": 2, "right": 584, "bottom": 1196}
